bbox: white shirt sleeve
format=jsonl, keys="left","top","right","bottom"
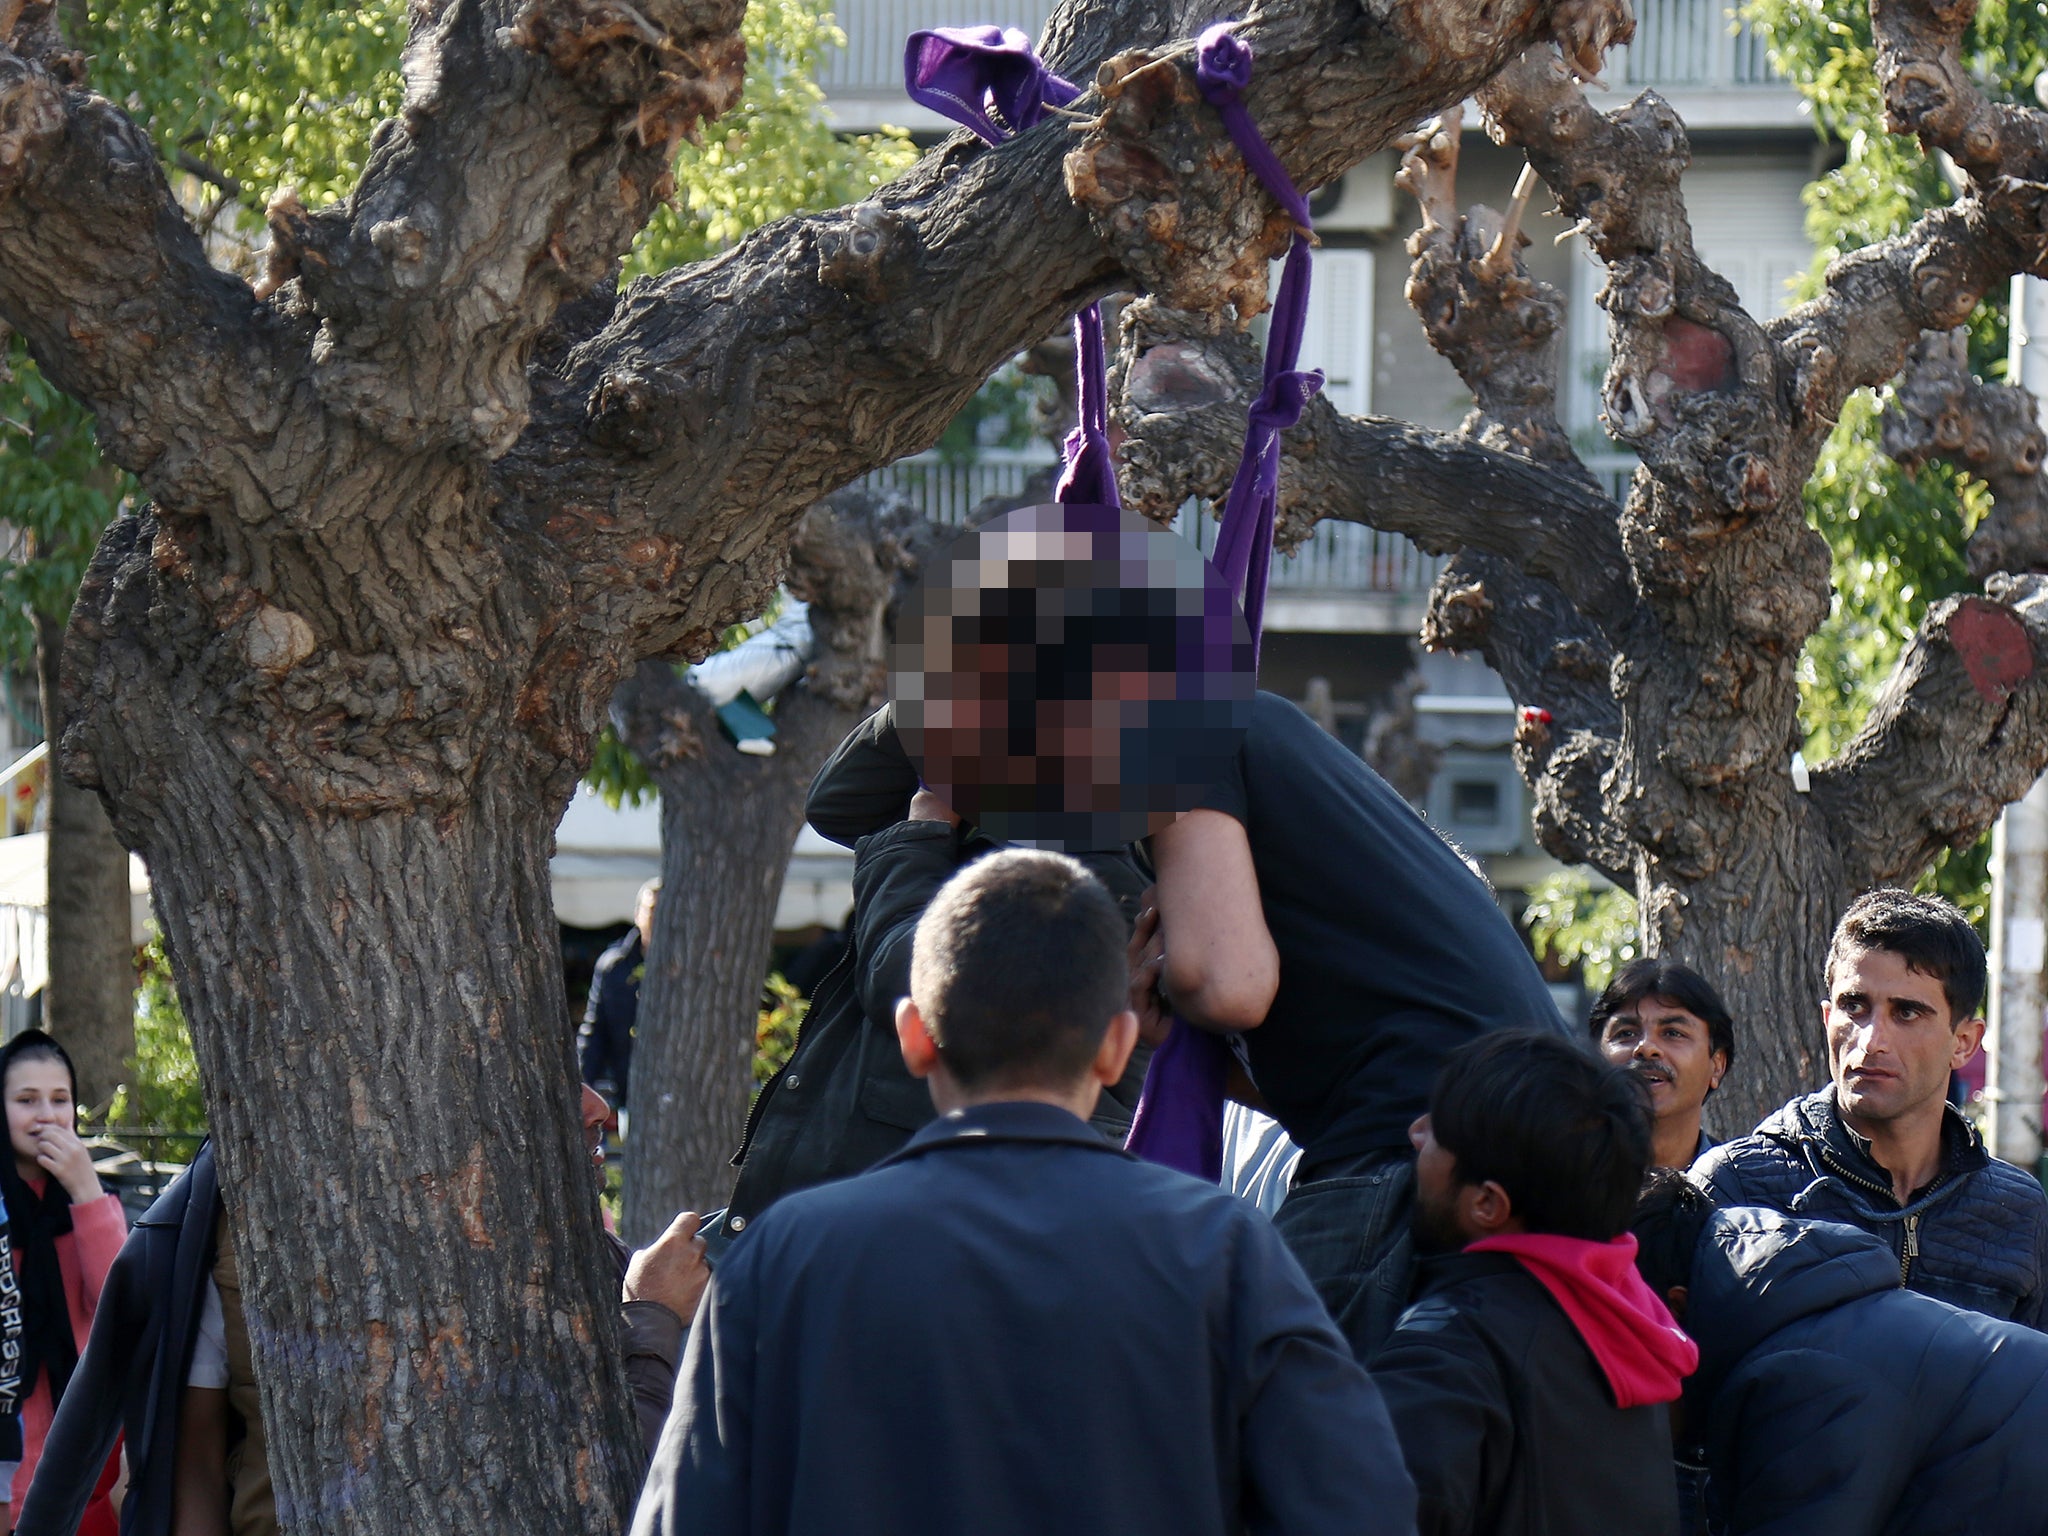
{"left": 185, "top": 1275, "right": 229, "bottom": 1390}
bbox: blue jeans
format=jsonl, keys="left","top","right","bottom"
{"left": 1271, "top": 1151, "right": 1416, "bottom": 1361}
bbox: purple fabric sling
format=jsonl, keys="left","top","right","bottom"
{"left": 904, "top": 22, "right": 1318, "bottom": 1181}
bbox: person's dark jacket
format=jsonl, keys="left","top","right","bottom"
{"left": 17, "top": 1144, "right": 219, "bottom": 1536}
{"left": 1368, "top": 1252, "right": 1680, "bottom": 1536}
{"left": 709, "top": 706, "right": 1149, "bottom": 1257}
{"left": 634, "top": 1101, "right": 1419, "bottom": 1536}
{"left": 1695, "top": 1089, "right": 2048, "bottom": 1325}
{"left": 602, "top": 1232, "right": 687, "bottom": 1462}
{"left": 1683, "top": 1206, "right": 2048, "bottom": 1534}
{"left": 579, "top": 928, "right": 645, "bottom": 1105}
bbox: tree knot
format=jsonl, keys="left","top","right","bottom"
{"left": 815, "top": 203, "right": 914, "bottom": 303}
{"left": 1065, "top": 47, "right": 1291, "bottom": 321}
{"left": 507, "top": 0, "right": 744, "bottom": 154}
{"left": 0, "top": 53, "right": 65, "bottom": 194}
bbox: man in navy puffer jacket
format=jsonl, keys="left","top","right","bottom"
{"left": 1632, "top": 1178, "right": 2048, "bottom": 1535}
{"left": 1695, "top": 890, "right": 2047, "bottom": 1325}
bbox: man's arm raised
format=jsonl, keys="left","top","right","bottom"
{"left": 1149, "top": 810, "right": 1277, "bottom": 1034}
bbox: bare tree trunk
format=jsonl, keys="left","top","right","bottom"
{"left": 89, "top": 654, "right": 643, "bottom": 1528}
{"left": 616, "top": 679, "right": 851, "bottom": 1235}
{"left": 31, "top": 607, "right": 132, "bottom": 1109}
{"left": 616, "top": 493, "right": 923, "bottom": 1239}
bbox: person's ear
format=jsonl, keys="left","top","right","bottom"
{"left": 1707, "top": 1050, "right": 1729, "bottom": 1094}
{"left": 1951, "top": 1015, "right": 1987, "bottom": 1070}
{"left": 1464, "top": 1178, "right": 1516, "bottom": 1237}
{"left": 1663, "top": 1285, "right": 1689, "bottom": 1326}
{"left": 1092, "top": 1010, "right": 1139, "bottom": 1087}
{"left": 896, "top": 998, "right": 940, "bottom": 1081}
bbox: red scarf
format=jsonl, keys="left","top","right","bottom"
{"left": 1469, "top": 1232, "right": 1697, "bottom": 1408}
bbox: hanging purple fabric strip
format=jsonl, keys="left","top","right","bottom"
{"left": 1124, "top": 22, "right": 1317, "bottom": 1185}
{"left": 902, "top": 28, "right": 1111, "bottom": 508}
{"left": 1054, "top": 304, "right": 1120, "bottom": 508}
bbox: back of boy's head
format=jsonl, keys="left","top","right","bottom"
{"left": 1431, "top": 1030, "right": 1653, "bottom": 1241}
{"left": 1631, "top": 1169, "right": 1719, "bottom": 1299}
{"left": 910, "top": 849, "right": 1128, "bottom": 1091}
{"left": 1826, "top": 888, "right": 1986, "bottom": 1023}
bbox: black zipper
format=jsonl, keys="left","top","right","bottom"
{"left": 1815, "top": 1142, "right": 1943, "bottom": 1288}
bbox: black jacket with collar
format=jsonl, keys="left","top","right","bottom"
{"left": 1685, "top": 1206, "right": 2048, "bottom": 1535}
{"left": 636, "top": 1101, "right": 1418, "bottom": 1536}
{"left": 17, "top": 1143, "right": 219, "bottom": 1536}
{"left": 1694, "top": 1089, "right": 2048, "bottom": 1325}
{"left": 1368, "top": 1252, "right": 1680, "bottom": 1536}
{"left": 710, "top": 706, "right": 1149, "bottom": 1258}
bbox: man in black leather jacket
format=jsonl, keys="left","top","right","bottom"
{"left": 707, "top": 704, "right": 1150, "bottom": 1258}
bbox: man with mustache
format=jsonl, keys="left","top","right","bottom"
{"left": 1589, "top": 960, "right": 1734, "bottom": 1170}
{"left": 1696, "top": 890, "right": 2048, "bottom": 1326}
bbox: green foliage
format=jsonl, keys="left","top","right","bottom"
{"left": 100, "top": 933, "right": 208, "bottom": 1135}
{"left": 931, "top": 361, "right": 1056, "bottom": 462}
{"left": 1741, "top": 0, "right": 2048, "bottom": 922}
{"left": 585, "top": 721, "right": 660, "bottom": 810}
{"left": 1523, "top": 871, "right": 1640, "bottom": 994}
{"left": 82, "top": 0, "right": 407, "bottom": 223}
{"left": 0, "top": 341, "right": 133, "bottom": 672}
{"left": 633, "top": 0, "right": 915, "bottom": 272}
{"left": 754, "top": 971, "right": 808, "bottom": 1084}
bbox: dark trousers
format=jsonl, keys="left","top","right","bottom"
{"left": 1271, "top": 1151, "right": 1416, "bottom": 1361}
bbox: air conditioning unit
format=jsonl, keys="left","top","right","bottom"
{"left": 1425, "top": 750, "right": 1526, "bottom": 856}
{"left": 1311, "top": 153, "right": 1396, "bottom": 234}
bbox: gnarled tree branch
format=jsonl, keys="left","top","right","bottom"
{"left": 0, "top": 9, "right": 281, "bottom": 498}
{"left": 1883, "top": 326, "right": 2048, "bottom": 578}
{"left": 1812, "top": 575, "right": 2048, "bottom": 889}
{"left": 262, "top": 0, "right": 741, "bottom": 456}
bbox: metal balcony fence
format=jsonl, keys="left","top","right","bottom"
{"left": 823, "top": 0, "right": 1778, "bottom": 98}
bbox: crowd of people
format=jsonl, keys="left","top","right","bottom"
{"left": 3, "top": 689, "right": 2047, "bottom": 1535}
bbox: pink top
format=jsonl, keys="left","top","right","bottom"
{"left": 11, "top": 1187, "right": 127, "bottom": 1506}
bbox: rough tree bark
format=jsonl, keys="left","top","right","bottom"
{"left": 30, "top": 607, "right": 133, "bottom": 1109}
{"left": 1115, "top": 4, "right": 2048, "bottom": 1132}
{"left": 614, "top": 489, "right": 928, "bottom": 1239}
{"left": 0, "top": 0, "right": 1633, "bottom": 1518}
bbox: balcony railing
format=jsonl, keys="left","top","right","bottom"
{"left": 823, "top": 0, "right": 1779, "bottom": 99}
{"left": 1623, "top": 0, "right": 1778, "bottom": 87}
{"left": 861, "top": 450, "right": 1445, "bottom": 595}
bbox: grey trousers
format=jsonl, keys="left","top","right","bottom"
{"left": 1270, "top": 1151, "right": 1417, "bottom": 1362}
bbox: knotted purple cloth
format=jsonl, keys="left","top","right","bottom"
{"left": 906, "top": 27, "right": 1118, "bottom": 509}
{"left": 1123, "top": 23, "right": 1320, "bottom": 1182}
{"left": 901, "top": 21, "right": 1314, "bottom": 1182}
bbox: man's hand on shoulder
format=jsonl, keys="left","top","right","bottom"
{"left": 625, "top": 1211, "right": 711, "bottom": 1324}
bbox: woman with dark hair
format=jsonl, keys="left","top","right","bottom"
{"left": 0, "top": 1031, "right": 126, "bottom": 1534}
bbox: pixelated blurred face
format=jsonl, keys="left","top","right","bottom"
{"left": 893, "top": 505, "right": 1253, "bottom": 852}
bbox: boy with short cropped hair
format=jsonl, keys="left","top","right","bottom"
{"left": 635, "top": 849, "right": 1418, "bottom": 1536}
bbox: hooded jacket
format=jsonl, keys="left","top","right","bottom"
{"left": 1684, "top": 1206, "right": 2048, "bottom": 1535}
{"left": 1369, "top": 1245, "right": 1686, "bottom": 1536}
{"left": 1695, "top": 1089, "right": 2048, "bottom": 1325}
{"left": 17, "top": 1144, "right": 218, "bottom": 1536}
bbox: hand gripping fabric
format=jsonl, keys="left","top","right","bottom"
{"left": 905, "top": 23, "right": 1318, "bottom": 1179}
{"left": 1122, "top": 25, "right": 1321, "bottom": 1181}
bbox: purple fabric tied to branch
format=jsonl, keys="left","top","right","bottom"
{"left": 903, "top": 27, "right": 1114, "bottom": 509}
{"left": 904, "top": 26, "right": 1079, "bottom": 143}
{"left": 1124, "top": 23, "right": 1318, "bottom": 1184}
